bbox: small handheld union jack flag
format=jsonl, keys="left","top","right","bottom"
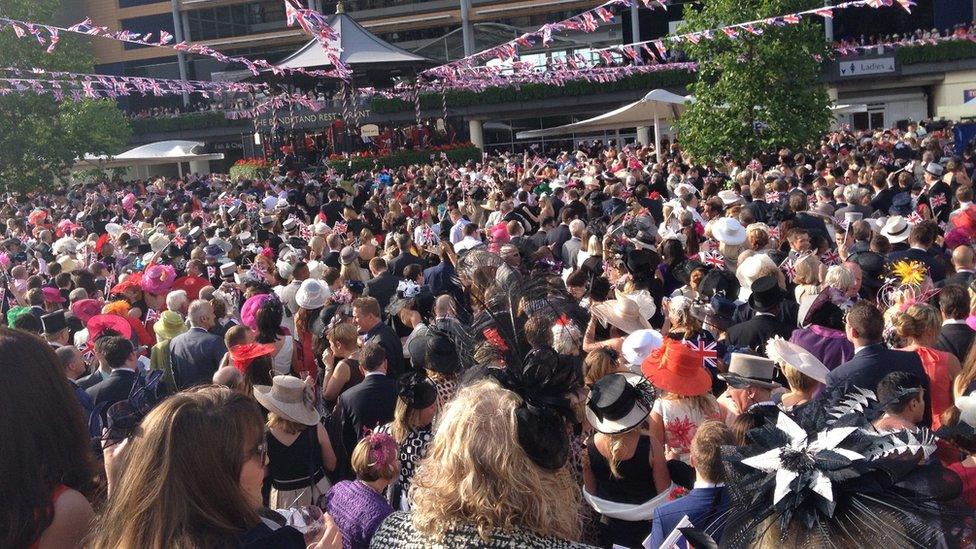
{"left": 684, "top": 339, "right": 719, "bottom": 368}
{"left": 930, "top": 193, "right": 947, "bottom": 209}
{"left": 171, "top": 234, "right": 186, "bottom": 248}
{"left": 145, "top": 308, "right": 160, "bottom": 325}
{"left": 702, "top": 250, "right": 725, "bottom": 269}
{"left": 765, "top": 192, "right": 780, "bottom": 204}
{"left": 768, "top": 226, "right": 780, "bottom": 240}
{"left": 907, "top": 212, "right": 923, "bottom": 225}
{"left": 820, "top": 249, "right": 840, "bottom": 266}
{"left": 333, "top": 221, "right": 348, "bottom": 236}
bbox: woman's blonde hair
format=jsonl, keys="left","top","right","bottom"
{"left": 782, "top": 363, "right": 818, "bottom": 393}
{"left": 793, "top": 254, "right": 822, "bottom": 286}
{"left": 584, "top": 348, "right": 620, "bottom": 386}
{"left": 892, "top": 303, "right": 941, "bottom": 341}
{"left": 340, "top": 262, "right": 367, "bottom": 282}
{"left": 390, "top": 397, "right": 430, "bottom": 443}
{"left": 92, "top": 386, "right": 265, "bottom": 548}
{"left": 409, "top": 379, "right": 581, "bottom": 542}
{"left": 351, "top": 432, "right": 398, "bottom": 482}
{"left": 328, "top": 322, "right": 359, "bottom": 350}
{"left": 267, "top": 411, "right": 305, "bottom": 435}
{"left": 664, "top": 392, "right": 720, "bottom": 417}
{"left": 605, "top": 429, "right": 638, "bottom": 479}
{"left": 823, "top": 264, "right": 854, "bottom": 293}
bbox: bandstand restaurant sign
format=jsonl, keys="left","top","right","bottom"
{"left": 254, "top": 107, "right": 371, "bottom": 130}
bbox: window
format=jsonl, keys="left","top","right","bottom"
{"left": 118, "top": 0, "right": 166, "bottom": 7}
{"left": 186, "top": 1, "right": 288, "bottom": 41}
{"left": 120, "top": 14, "right": 175, "bottom": 50}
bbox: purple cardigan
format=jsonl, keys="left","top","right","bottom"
{"left": 790, "top": 326, "right": 854, "bottom": 371}
{"left": 324, "top": 480, "right": 393, "bottom": 549}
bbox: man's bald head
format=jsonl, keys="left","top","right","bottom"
{"left": 952, "top": 245, "right": 975, "bottom": 271}
{"left": 212, "top": 366, "right": 244, "bottom": 392}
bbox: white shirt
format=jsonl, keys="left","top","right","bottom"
{"left": 943, "top": 319, "right": 969, "bottom": 326}
{"left": 454, "top": 235, "right": 482, "bottom": 252}
{"left": 449, "top": 219, "right": 471, "bottom": 244}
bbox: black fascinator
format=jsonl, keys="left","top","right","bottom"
{"left": 396, "top": 371, "right": 437, "bottom": 410}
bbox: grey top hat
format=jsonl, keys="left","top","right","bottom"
{"left": 719, "top": 353, "right": 781, "bottom": 390}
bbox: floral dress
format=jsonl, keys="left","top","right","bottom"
{"left": 651, "top": 397, "right": 722, "bottom": 464}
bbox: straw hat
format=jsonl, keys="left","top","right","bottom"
{"left": 253, "top": 375, "right": 321, "bottom": 426}
{"left": 586, "top": 372, "right": 653, "bottom": 435}
{"left": 765, "top": 336, "right": 829, "bottom": 384}
{"left": 615, "top": 289, "right": 656, "bottom": 320}
{"left": 641, "top": 338, "right": 712, "bottom": 397}
{"left": 591, "top": 297, "right": 652, "bottom": 334}
{"left": 153, "top": 310, "right": 187, "bottom": 342}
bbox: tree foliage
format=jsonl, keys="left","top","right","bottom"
{"left": 675, "top": 0, "right": 832, "bottom": 162}
{"left": 0, "top": 0, "right": 130, "bottom": 192}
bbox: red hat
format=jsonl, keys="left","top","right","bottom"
{"left": 172, "top": 275, "right": 208, "bottom": 300}
{"left": 110, "top": 272, "right": 143, "bottom": 296}
{"left": 70, "top": 299, "right": 104, "bottom": 324}
{"left": 230, "top": 343, "right": 277, "bottom": 374}
{"left": 86, "top": 314, "right": 134, "bottom": 344}
{"left": 41, "top": 287, "right": 65, "bottom": 303}
{"left": 641, "top": 338, "right": 712, "bottom": 397}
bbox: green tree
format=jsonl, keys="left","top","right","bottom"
{"left": 0, "top": 0, "right": 130, "bottom": 192}
{"left": 675, "top": 0, "right": 832, "bottom": 162}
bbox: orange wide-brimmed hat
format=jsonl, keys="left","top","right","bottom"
{"left": 641, "top": 338, "right": 712, "bottom": 397}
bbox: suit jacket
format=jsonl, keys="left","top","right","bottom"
{"left": 364, "top": 322, "right": 406, "bottom": 378}
{"left": 323, "top": 250, "right": 341, "bottom": 271}
{"left": 337, "top": 373, "right": 397, "bottom": 465}
{"left": 387, "top": 253, "right": 424, "bottom": 279}
{"left": 423, "top": 261, "right": 460, "bottom": 298}
{"left": 870, "top": 186, "right": 897, "bottom": 216}
{"left": 744, "top": 199, "right": 773, "bottom": 224}
{"left": 649, "top": 486, "right": 731, "bottom": 548}
{"left": 925, "top": 181, "right": 952, "bottom": 223}
{"left": 546, "top": 224, "right": 572, "bottom": 263}
{"left": 937, "top": 270, "right": 976, "bottom": 289}
{"left": 76, "top": 368, "right": 107, "bottom": 390}
{"left": 887, "top": 248, "right": 947, "bottom": 282}
{"left": 794, "top": 212, "right": 830, "bottom": 244}
{"left": 826, "top": 343, "right": 931, "bottom": 426}
{"left": 86, "top": 369, "right": 138, "bottom": 422}
{"left": 726, "top": 314, "right": 794, "bottom": 355}
{"left": 936, "top": 323, "right": 976, "bottom": 363}
{"left": 732, "top": 301, "right": 800, "bottom": 329}
{"left": 169, "top": 327, "right": 227, "bottom": 390}
{"left": 834, "top": 204, "right": 873, "bottom": 219}
{"left": 364, "top": 272, "right": 401, "bottom": 311}
{"left": 562, "top": 237, "right": 583, "bottom": 270}
{"left": 71, "top": 379, "right": 100, "bottom": 437}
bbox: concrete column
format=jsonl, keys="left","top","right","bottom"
{"left": 469, "top": 119, "right": 484, "bottom": 150}
{"left": 460, "top": 0, "right": 475, "bottom": 57}
{"left": 171, "top": 0, "right": 190, "bottom": 107}
{"left": 637, "top": 126, "right": 651, "bottom": 146}
{"left": 189, "top": 159, "right": 211, "bottom": 175}
{"left": 630, "top": 1, "right": 640, "bottom": 45}
{"left": 823, "top": 0, "right": 833, "bottom": 42}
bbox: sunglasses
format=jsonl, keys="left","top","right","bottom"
{"left": 251, "top": 441, "right": 268, "bottom": 465}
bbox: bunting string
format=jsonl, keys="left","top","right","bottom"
{"left": 0, "top": 16, "right": 346, "bottom": 80}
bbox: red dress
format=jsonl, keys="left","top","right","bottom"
{"left": 916, "top": 347, "right": 953, "bottom": 430}
{"left": 949, "top": 462, "right": 976, "bottom": 509}
{"left": 29, "top": 484, "right": 68, "bottom": 548}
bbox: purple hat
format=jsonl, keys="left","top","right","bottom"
{"left": 42, "top": 287, "right": 65, "bottom": 303}
{"left": 240, "top": 293, "right": 274, "bottom": 331}
{"left": 140, "top": 264, "right": 176, "bottom": 295}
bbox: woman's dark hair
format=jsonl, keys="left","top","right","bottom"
{"left": 0, "top": 328, "right": 93, "bottom": 547}
{"left": 661, "top": 238, "right": 685, "bottom": 268}
{"left": 254, "top": 298, "right": 284, "bottom": 344}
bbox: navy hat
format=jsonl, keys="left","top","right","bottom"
{"left": 204, "top": 244, "right": 223, "bottom": 258}
{"left": 41, "top": 309, "right": 67, "bottom": 335}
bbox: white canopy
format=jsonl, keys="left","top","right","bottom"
{"left": 516, "top": 89, "right": 692, "bottom": 162}
{"left": 276, "top": 12, "right": 428, "bottom": 70}
{"left": 74, "top": 140, "right": 223, "bottom": 171}
{"left": 831, "top": 103, "right": 868, "bottom": 115}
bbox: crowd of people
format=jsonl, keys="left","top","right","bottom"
{"left": 6, "top": 119, "right": 976, "bottom": 548}
{"left": 833, "top": 21, "right": 976, "bottom": 51}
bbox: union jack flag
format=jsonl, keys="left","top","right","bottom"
{"left": 747, "top": 159, "right": 762, "bottom": 172}
{"left": 743, "top": 24, "right": 763, "bottom": 35}
{"left": 783, "top": 14, "right": 801, "bottom": 24}
{"left": 702, "top": 250, "right": 725, "bottom": 269}
{"left": 172, "top": 234, "right": 186, "bottom": 248}
{"left": 722, "top": 27, "right": 739, "bottom": 39}
{"left": 930, "top": 193, "right": 947, "bottom": 209}
{"left": 765, "top": 191, "right": 781, "bottom": 203}
{"left": 207, "top": 266, "right": 217, "bottom": 280}
{"left": 907, "top": 211, "right": 923, "bottom": 224}
{"left": 332, "top": 221, "right": 348, "bottom": 236}
{"left": 684, "top": 339, "right": 719, "bottom": 368}
{"left": 145, "top": 308, "right": 160, "bottom": 325}
{"left": 122, "top": 221, "right": 139, "bottom": 236}
{"left": 768, "top": 227, "right": 780, "bottom": 240}
{"left": 815, "top": 8, "right": 834, "bottom": 18}
{"left": 820, "top": 249, "right": 840, "bottom": 266}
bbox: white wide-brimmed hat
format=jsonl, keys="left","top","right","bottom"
{"left": 765, "top": 336, "right": 830, "bottom": 384}
{"left": 712, "top": 217, "right": 747, "bottom": 246}
{"left": 881, "top": 215, "right": 910, "bottom": 244}
{"left": 586, "top": 372, "right": 653, "bottom": 435}
{"left": 253, "top": 375, "right": 321, "bottom": 426}
{"left": 621, "top": 328, "right": 664, "bottom": 370}
{"left": 717, "top": 190, "right": 743, "bottom": 206}
{"left": 296, "top": 279, "right": 330, "bottom": 310}
{"left": 615, "top": 289, "right": 656, "bottom": 321}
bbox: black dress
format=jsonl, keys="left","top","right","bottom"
{"left": 588, "top": 434, "right": 658, "bottom": 549}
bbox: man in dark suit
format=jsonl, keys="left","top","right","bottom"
{"left": 322, "top": 233, "right": 343, "bottom": 270}
{"left": 886, "top": 221, "right": 947, "bottom": 282}
{"left": 387, "top": 233, "right": 424, "bottom": 278}
{"left": 86, "top": 335, "right": 140, "bottom": 423}
{"left": 743, "top": 179, "right": 772, "bottom": 224}
{"left": 546, "top": 208, "right": 573, "bottom": 264}
{"left": 336, "top": 340, "right": 396, "bottom": 467}
{"left": 649, "top": 420, "right": 733, "bottom": 547}
{"left": 922, "top": 162, "right": 952, "bottom": 224}
{"left": 169, "top": 300, "right": 227, "bottom": 390}
{"left": 938, "top": 245, "right": 976, "bottom": 289}
{"left": 320, "top": 189, "right": 345, "bottom": 226}
{"left": 826, "top": 301, "right": 931, "bottom": 426}
{"left": 364, "top": 257, "right": 400, "bottom": 312}
{"left": 869, "top": 170, "right": 897, "bottom": 215}
{"left": 423, "top": 248, "right": 460, "bottom": 298}
{"left": 936, "top": 285, "right": 976, "bottom": 362}
{"left": 353, "top": 296, "right": 405, "bottom": 377}
{"left": 790, "top": 194, "right": 830, "bottom": 244}
{"left": 57, "top": 345, "right": 100, "bottom": 437}
{"left": 726, "top": 276, "right": 794, "bottom": 355}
